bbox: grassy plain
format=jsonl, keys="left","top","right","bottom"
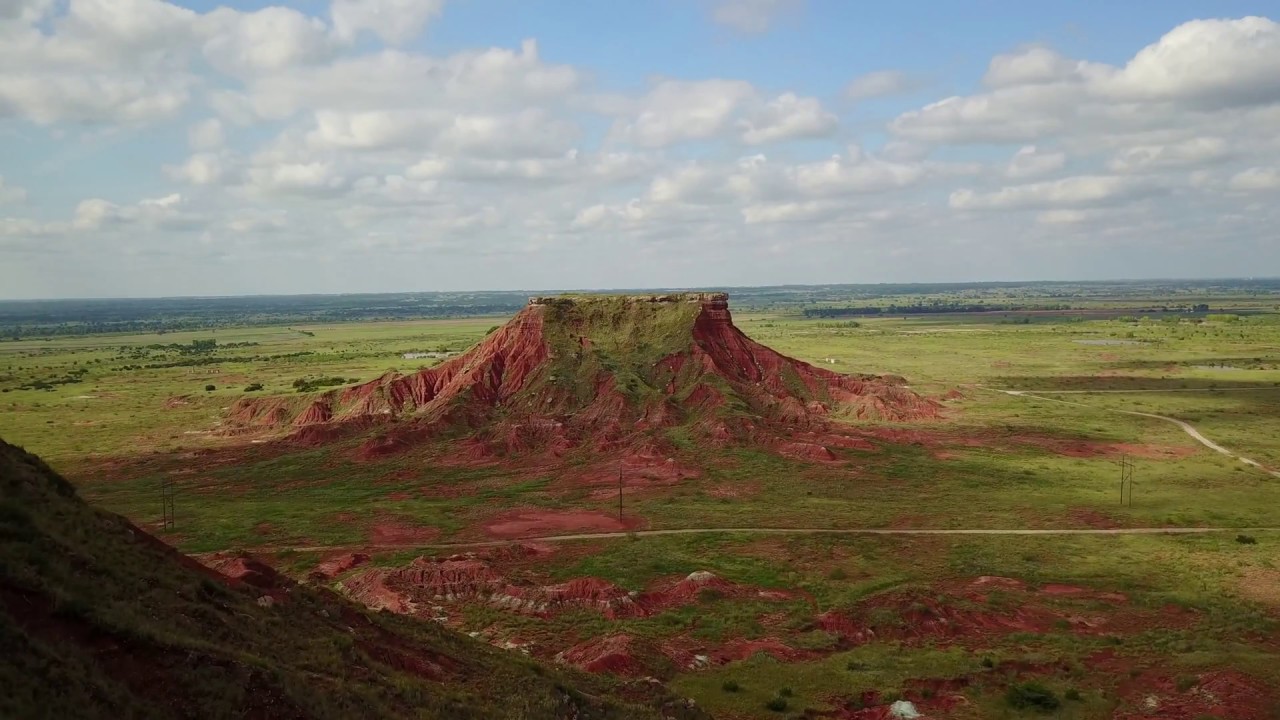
{"left": 3, "top": 290, "right": 1280, "bottom": 718}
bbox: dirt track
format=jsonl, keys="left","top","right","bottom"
{"left": 991, "top": 387, "right": 1280, "bottom": 478}
{"left": 237, "top": 525, "right": 1276, "bottom": 554}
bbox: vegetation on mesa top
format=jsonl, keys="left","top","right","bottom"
{"left": 0, "top": 437, "right": 704, "bottom": 720}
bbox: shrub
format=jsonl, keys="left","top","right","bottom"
{"left": 764, "top": 697, "right": 788, "bottom": 712}
{"left": 1236, "top": 534, "right": 1257, "bottom": 545}
{"left": 244, "top": 383, "right": 264, "bottom": 392}
{"left": 204, "top": 384, "right": 216, "bottom": 392}
{"left": 1064, "top": 688, "right": 1082, "bottom": 701}
{"left": 1005, "top": 682, "right": 1060, "bottom": 712}
{"left": 721, "top": 680, "right": 740, "bottom": 693}
{"left": 981, "top": 657, "right": 995, "bottom": 669}
{"left": 1175, "top": 675, "right": 1198, "bottom": 692}
{"left": 778, "top": 687, "right": 793, "bottom": 697}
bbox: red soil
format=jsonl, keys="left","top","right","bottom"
{"left": 1112, "top": 669, "right": 1275, "bottom": 719}
{"left": 309, "top": 552, "right": 370, "bottom": 581}
{"left": 556, "top": 634, "right": 651, "bottom": 676}
{"left": 203, "top": 552, "right": 292, "bottom": 603}
{"left": 1067, "top": 508, "right": 1124, "bottom": 529}
{"left": 367, "top": 520, "right": 441, "bottom": 545}
{"left": 482, "top": 509, "right": 640, "bottom": 539}
{"left": 816, "top": 577, "right": 1170, "bottom": 650}
{"left": 775, "top": 441, "right": 839, "bottom": 462}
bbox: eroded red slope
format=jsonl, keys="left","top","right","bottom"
{"left": 225, "top": 293, "right": 939, "bottom": 456}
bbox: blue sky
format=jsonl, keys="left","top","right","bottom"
{"left": 1, "top": 0, "right": 1279, "bottom": 298}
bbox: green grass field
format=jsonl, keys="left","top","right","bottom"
{"left": 3, "top": 294, "right": 1280, "bottom": 718}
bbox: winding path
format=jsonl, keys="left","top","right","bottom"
{"left": 991, "top": 387, "right": 1280, "bottom": 478}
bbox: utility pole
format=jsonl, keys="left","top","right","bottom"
{"left": 1119, "top": 455, "right": 1134, "bottom": 507}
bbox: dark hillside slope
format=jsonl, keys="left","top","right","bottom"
{"left": 0, "top": 438, "right": 703, "bottom": 720}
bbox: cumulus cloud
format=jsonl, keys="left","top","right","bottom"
{"left": 893, "top": 17, "right": 1280, "bottom": 145}
{"left": 0, "top": 177, "right": 27, "bottom": 204}
{"left": 239, "top": 39, "right": 578, "bottom": 121}
{"left": 200, "top": 5, "right": 338, "bottom": 77}
{"left": 1108, "top": 137, "right": 1229, "bottom": 173}
{"left": 845, "top": 70, "right": 918, "bottom": 100}
{"left": 738, "top": 93, "right": 837, "bottom": 144}
{"left": 1101, "top": 16, "right": 1280, "bottom": 108}
{"left": 610, "top": 81, "right": 838, "bottom": 147}
{"left": 188, "top": 118, "right": 225, "bottom": 150}
{"left": 611, "top": 79, "right": 757, "bottom": 147}
{"left": 72, "top": 193, "right": 192, "bottom": 230}
{"left": 950, "top": 175, "right": 1155, "bottom": 210}
{"left": 245, "top": 161, "right": 347, "bottom": 197}
{"left": 710, "top": 0, "right": 801, "bottom": 33}
{"left": 330, "top": 0, "right": 445, "bottom": 45}
{"left": 1229, "top": 166, "right": 1280, "bottom": 191}
{"left": 166, "top": 153, "right": 227, "bottom": 185}
{"left": 4, "top": 7, "right": 1280, "bottom": 296}
{"left": 1006, "top": 146, "right": 1066, "bottom": 179}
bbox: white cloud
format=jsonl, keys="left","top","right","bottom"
{"left": 950, "top": 175, "right": 1153, "bottom": 210}
{"left": 1229, "top": 166, "right": 1280, "bottom": 191}
{"left": 240, "top": 39, "right": 578, "bottom": 120}
{"left": 1101, "top": 17, "right": 1280, "bottom": 109}
{"left": 330, "top": 0, "right": 445, "bottom": 45}
{"left": 72, "top": 192, "right": 190, "bottom": 230}
{"left": 787, "top": 149, "right": 927, "bottom": 196}
{"left": 845, "top": 70, "right": 917, "bottom": 100}
{"left": 200, "top": 6, "right": 338, "bottom": 77}
{"left": 612, "top": 79, "right": 757, "bottom": 147}
{"left": 1109, "top": 137, "right": 1229, "bottom": 173}
{"left": 1006, "top": 145, "right": 1066, "bottom": 178}
{"left": 893, "top": 17, "right": 1280, "bottom": 146}
{"left": 710, "top": 0, "right": 801, "bottom": 34}
{"left": 738, "top": 93, "right": 837, "bottom": 144}
{"left": 245, "top": 161, "right": 346, "bottom": 197}
{"left": 436, "top": 109, "right": 579, "bottom": 158}
{"left": 166, "top": 153, "right": 227, "bottom": 185}
{"left": 5, "top": 9, "right": 1280, "bottom": 297}
{"left": 0, "top": 177, "right": 27, "bottom": 204}
{"left": 741, "top": 200, "right": 828, "bottom": 224}
{"left": 983, "top": 47, "right": 1093, "bottom": 88}
{"left": 188, "top": 118, "right": 225, "bottom": 150}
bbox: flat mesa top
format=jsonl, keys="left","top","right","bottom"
{"left": 527, "top": 292, "right": 728, "bottom": 305}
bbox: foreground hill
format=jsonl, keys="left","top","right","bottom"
{"left": 227, "top": 293, "right": 939, "bottom": 461}
{"left": 0, "top": 438, "right": 704, "bottom": 720}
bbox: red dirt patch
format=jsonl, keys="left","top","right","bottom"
{"left": 482, "top": 509, "right": 641, "bottom": 539}
{"left": 367, "top": 520, "right": 441, "bottom": 545}
{"left": 1067, "top": 508, "right": 1123, "bottom": 529}
{"left": 310, "top": 552, "right": 370, "bottom": 581}
{"left": 817, "top": 577, "right": 1174, "bottom": 649}
{"left": 556, "top": 634, "right": 651, "bottom": 676}
{"left": 775, "top": 440, "right": 838, "bottom": 462}
{"left": 1112, "top": 669, "right": 1275, "bottom": 720}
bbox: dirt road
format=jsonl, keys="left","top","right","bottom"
{"left": 226, "top": 525, "right": 1274, "bottom": 554}
{"left": 992, "top": 387, "right": 1280, "bottom": 478}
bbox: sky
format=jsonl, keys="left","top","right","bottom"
{"left": 1, "top": 0, "right": 1279, "bottom": 299}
